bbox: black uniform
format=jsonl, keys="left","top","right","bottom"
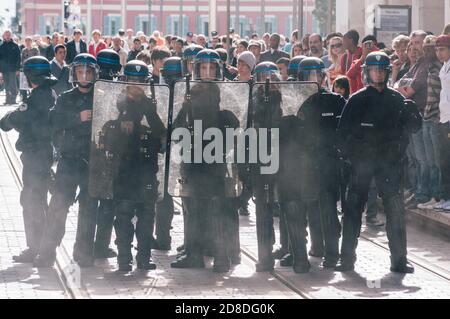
{"left": 38, "top": 87, "right": 98, "bottom": 265}
{"left": 298, "top": 89, "right": 346, "bottom": 266}
{"left": 251, "top": 86, "right": 282, "bottom": 271}
{"left": 0, "top": 85, "right": 55, "bottom": 258}
{"left": 337, "top": 86, "right": 421, "bottom": 270}
{"left": 278, "top": 114, "right": 318, "bottom": 272}
{"left": 170, "top": 83, "right": 240, "bottom": 272}
{"left": 98, "top": 90, "right": 165, "bottom": 270}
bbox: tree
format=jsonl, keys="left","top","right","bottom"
{"left": 312, "top": 0, "right": 336, "bottom": 35}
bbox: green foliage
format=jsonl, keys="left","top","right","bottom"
{"left": 312, "top": 0, "right": 336, "bottom": 35}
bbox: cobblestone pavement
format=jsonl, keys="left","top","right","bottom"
{"left": 1, "top": 98, "right": 450, "bottom": 299}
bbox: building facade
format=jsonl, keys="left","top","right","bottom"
{"left": 336, "top": 0, "right": 450, "bottom": 41}
{"left": 19, "top": 0, "right": 317, "bottom": 38}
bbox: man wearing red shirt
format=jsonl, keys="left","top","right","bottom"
{"left": 341, "top": 30, "right": 362, "bottom": 93}
{"left": 346, "top": 35, "right": 379, "bottom": 94}
{"left": 88, "top": 29, "right": 107, "bottom": 57}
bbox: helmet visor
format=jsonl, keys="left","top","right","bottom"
{"left": 69, "top": 63, "right": 99, "bottom": 84}
{"left": 363, "top": 65, "right": 390, "bottom": 86}
{"left": 255, "top": 70, "right": 281, "bottom": 83}
{"left": 193, "top": 60, "right": 223, "bottom": 81}
{"left": 126, "top": 75, "right": 148, "bottom": 83}
{"left": 298, "top": 69, "right": 325, "bottom": 83}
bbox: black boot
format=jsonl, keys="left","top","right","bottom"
{"left": 230, "top": 253, "right": 241, "bottom": 265}
{"left": 335, "top": 257, "right": 355, "bottom": 272}
{"left": 272, "top": 247, "right": 288, "bottom": 260}
{"left": 136, "top": 254, "right": 157, "bottom": 270}
{"left": 255, "top": 259, "right": 274, "bottom": 272}
{"left": 213, "top": 257, "right": 231, "bottom": 273}
{"left": 390, "top": 256, "right": 414, "bottom": 273}
{"left": 12, "top": 248, "right": 37, "bottom": 263}
{"left": 170, "top": 254, "right": 205, "bottom": 269}
{"left": 284, "top": 201, "right": 309, "bottom": 272}
{"left": 293, "top": 259, "right": 311, "bottom": 274}
{"left": 280, "top": 253, "right": 293, "bottom": 267}
{"left": 33, "top": 252, "right": 56, "bottom": 268}
{"left": 94, "top": 247, "right": 117, "bottom": 259}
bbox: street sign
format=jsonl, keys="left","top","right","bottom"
{"left": 374, "top": 5, "right": 412, "bottom": 47}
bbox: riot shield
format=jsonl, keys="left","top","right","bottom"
{"left": 167, "top": 80, "right": 251, "bottom": 198}
{"left": 88, "top": 80, "right": 170, "bottom": 201}
{"left": 251, "top": 81, "right": 319, "bottom": 120}
{"left": 248, "top": 81, "right": 320, "bottom": 200}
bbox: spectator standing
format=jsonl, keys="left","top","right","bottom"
{"left": 112, "top": 36, "right": 128, "bottom": 71}
{"left": 260, "top": 33, "right": 290, "bottom": 63}
{"left": 127, "top": 37, "right": 143, "bottom": 62}
{"left": 397, "top": 30, "right": 429, "bottom": 207}
{"left": 50, "top": 44, "right": 71, "bottom": 96}
{"left": 417, "top": 35, "right": 444, "bottom": 210}
{"left": 391, "top": 35, "right": 411, "bottom": 84}
{"left": 65, "top": 29, "right": 87, "bottom": 64}
{"left": 0, "top": 29, "right": 21, "bottom": 105}
{"left": 327, "top": 36, "right": 345, "bottom": 85}
{"left": 88, "top": 30, "right": 107, "bottom": 57}
{"left": 346, "top": 35, "right": 379, "bottom": 94}
{"left": 435, "top": 35, "right": 450, "bottom": 210}
{"left": 340, "top": 29, "right": 362, "bottom": 75}
{"left": 290, "top": 42, "right": 303, "bottom": 58}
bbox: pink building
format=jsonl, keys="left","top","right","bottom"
{"left": 19, "top": 0, "right": 316, "bottom": 38}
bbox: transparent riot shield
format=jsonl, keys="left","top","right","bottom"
{"left": 88, "top": 80, "right": 170, "bottom": 201}
{"left": 167, "top": 80, "right": 251, "bottom": 198}
{"left": 251, "top": 81, "right": 319, "bottom": 120}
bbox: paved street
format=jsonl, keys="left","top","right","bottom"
{"left": 1, "top": 94, "right": 450, "bottom": 299}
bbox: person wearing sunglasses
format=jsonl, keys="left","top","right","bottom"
{"left": 327, "top": 37, "right": 345, "bottom": 85}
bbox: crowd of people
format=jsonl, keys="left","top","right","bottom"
{"left": 0, "top": 22, "right": 449, "bottom": 276}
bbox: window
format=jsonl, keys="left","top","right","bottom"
{"left": 197, "top": 15, "right": 209, "bottom": 35}
{"left": 135, "top": 15, "right": 157, "bottom": 34}
{"left": 39, "top": 15, "right": 61, "bottom": 34}
{"left": 103, "top": 15, "right": 121, "bottom": 36}
{"left": 167, "top": 15, "right": 188, "bottom": 36}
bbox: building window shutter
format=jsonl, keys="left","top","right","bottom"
{"left": 183, "top": 15, "right": 189, "bottom": 36}
{"left": 103, "top": 16, "right": 110, "bottom": 36}
{"left": 256, "top": 17, "right": 262, "bottom": 35}
{"left": 39, "top": 16, "right": 46, "bottom": 35}
{"left": 196, "top": 16, "right": 201, "bottom": 34}
{"left": 273, "top": 17, "right": 278, "bottom": 34}
{"left": 135, "top": 16, "right": 141, "bottom": 34}
{"left": 286, "top": 15, "right": 293, "bottom": 37}
{"left": 151, "top": 16, "right": 157, "bottom": 33}
{"left": 166, "top": 16, "right": 172, "bottom": 35}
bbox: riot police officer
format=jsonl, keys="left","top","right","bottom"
{"left": 181, "top": 44, "right": 204, "bottom": 77}
{"left": 294, "top": 57, "right": 346, "bottom": 269}
{"left": 0, "top": 56, "right": 56, "bottom": 263}
{"left": 336, "top": 52, "right": 421, "bottom": 273}
{"left": 94, "top": 48, "right": 122, "bottom": 259}
{"left": 97, "top": 49, "right": 122, "bottom": 81}
{"left": 272, "top": 55, "right": 306, "bottom": 264}
{"left": 33, "top": 53, "right": 100, "bottom": 267}
{"left": 287, "top": 55, "right": 307, "bottom": 81}
{"left": 251, "top": 61, "right": 283, "bottom": 272}
{"left": 171, "top": 49, "right": 240, "bottom": 272}
{"left": 104, "top": 60, "right": 166, "bottom": 271}
{"left": 152, "top": 57, "right": 183, "bottom": 252}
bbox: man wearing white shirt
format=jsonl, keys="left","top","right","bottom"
{"left": 112, "top": 36, "right": 128, "bottom": 72}
{"left": 436, "top": 35, "right": 450, "bottom": 210}
{"left": 50, "top": 44, "right": 70, "bottom": 96}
